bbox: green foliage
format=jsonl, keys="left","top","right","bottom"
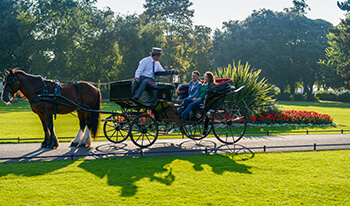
{"left": 291, "top": 93, "right": 307, "bottom": 101}
{"left": 212, "top": 9, "right": 332, "bottom": 96}
{"left": 0, "top": 0, "right": 30, "bottom": 70}
{"left": 338, "top": 92, "right": 350, "bottom": 102}
{"left": 284, "top": 0, "right": 310, "bottom": 14}
{"left": 322, "top": 15, "right": 350, "bottom": 89}
{"left": 315, "top": 91, "right": 338, "bottom": 101}
{"left": 215, "top": 60, "right": 274, "bottom": 115}
{"left": 338, "top": 0, "right": 350, "bottom": 11}
{"left": 314, "top": 91, "right": 350, "bottom": 102}
{"left": 16, "top": 0, "right": 119, "bottom": 82}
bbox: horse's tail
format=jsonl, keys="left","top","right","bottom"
{"left": 90, "top": 90, "right": 101, "bottom": 138}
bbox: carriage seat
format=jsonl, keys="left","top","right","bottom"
{"left": 177, "top": 78, "right": 233, "bottom": 97}
{"left": 146, "top": 82, "right": 174, "bottom": 90}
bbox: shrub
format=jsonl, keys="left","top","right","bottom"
{"left": 276, "top": 93, "right": 291, "bottom": 101}
{"left": 292, "top": 93, "right": 306, "bottom": 101}
{"left": 315, "top": 91, "right": 337, "bottom": 101}
{"left": 215, "top": 60, "right": 274, "bottom": 115}
{"left": 306, "top": 94, "right": 319, "bottom": 102}
{"left": 337, "top": 92, "right": 350, "bottom": 102}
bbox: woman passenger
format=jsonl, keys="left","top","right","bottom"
{"left": 180, "top": 71, "right": 216, "bottom": 119}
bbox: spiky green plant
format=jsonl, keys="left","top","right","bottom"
{"left": 215, "top": 60, "right": 274, "bottom": 115}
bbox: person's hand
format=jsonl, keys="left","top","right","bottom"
{"left": 164, "top": 66, "right": 168, "bottom": 70}
{"left": 135, "top": 77, "right": 139, "bottom": 82}
{"left": 193, "top": 98, "right": 201, "bottom": 101}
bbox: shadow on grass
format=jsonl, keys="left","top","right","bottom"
{"left": 78, "top": 141, "right": 253, "bottom": 197}
{"left": 0, "top": 154, "right": 73, "bottom": 177}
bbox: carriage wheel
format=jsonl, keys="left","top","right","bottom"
{"left": 129, "top": 114, "right": 158, "bottom": 148}
{"left": 181, "top": 116, "right": 211, "bottom": 140}
{"left": 103, "top": 114, "right": 130, "bottom": 143}
{"left": 212, "top": 102, "right": 247, "bottom": 144}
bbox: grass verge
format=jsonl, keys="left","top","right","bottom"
{"left": 0, "top": 100, "right": 349, "bottom": 142}
{"left": 0, "top": 150, "right": 349, "bottom": 205}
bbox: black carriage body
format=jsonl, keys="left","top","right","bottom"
{"left": 110, "top": 79, "right": 174, "bottom": 108}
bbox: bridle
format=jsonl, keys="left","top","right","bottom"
{"left": 3, "top": 73, "right": 21, "bottom": 96}
{"left": 2, "top": 72, "right": 24, "bottom": 103}
{"left": 2, "top": 72, "right": 59, "bottom": 103}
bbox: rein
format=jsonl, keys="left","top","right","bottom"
{"left": 7, "top": 73, "right": 50, "bottom": 104}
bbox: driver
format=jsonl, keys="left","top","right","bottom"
{"left": 132, "top": 47, "right": 168, "bottom": 101}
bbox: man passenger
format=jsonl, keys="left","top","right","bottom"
{"left": 177, "top": 71, "right": 202, "bottom": 109}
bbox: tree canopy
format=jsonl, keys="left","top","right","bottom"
{"left": 1, "top": 0, "right": 347, "bottom": 101}
{"left": 212, "top": 9, "right": 332, "bottom": 97}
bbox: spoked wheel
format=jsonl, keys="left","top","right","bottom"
{"left": 212, "top": 102, "right": 247, "bottom": 144}
{"left": 181, "top": 116, "right": 211, "bottom": 140}
{"left": 129, "top": 114, "right": 158, "bottom": 148}
{"left": 103, "top": 114, "right": 130, "bottom": 143}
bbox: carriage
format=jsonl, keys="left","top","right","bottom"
{"left": 102, "top": 70, "right": 247, "bottom": 148}
{"left": 2, "top": 68, "right": 247, "bottom": 149}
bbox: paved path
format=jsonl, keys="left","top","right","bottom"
{"left": 0, "top": 134, "right": 349, "bottom": 163}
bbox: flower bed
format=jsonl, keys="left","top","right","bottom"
{"left": 246, "top": 110, "right": 334, "bottom": 126}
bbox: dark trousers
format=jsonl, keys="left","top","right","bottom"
{"left": 183, "top": 97, "right": 194, "bottom": 109}
{"left": 181, "top": 100, "right": 204, "bottom": 117}
{"left": 133, "top": 76, "right": 153, "bottom": 99}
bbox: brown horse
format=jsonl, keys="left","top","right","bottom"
{"left": 1, "top": 68, "right": 101, "bottom": 148}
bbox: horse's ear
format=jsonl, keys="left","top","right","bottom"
{"left": 9, "top": 69, "right": 14, "bottom": 75}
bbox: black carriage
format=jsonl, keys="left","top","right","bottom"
{"left": 102, "top": 70, "right": 247, "bottom": 148}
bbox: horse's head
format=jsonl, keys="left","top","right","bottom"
{"left": 1, "top": 69, "right": 21, "bottom": 104}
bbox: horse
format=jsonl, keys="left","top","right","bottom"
{"left": 1, "top": 68, "right": 101, "bottom": 149}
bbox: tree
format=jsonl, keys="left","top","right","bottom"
{"left": 143, "top": 0, "right": 196, "bottom": 81}
{"left": 114, "top": 14, "right": 164, "bottom": 79}
{"left": 187, "top": 25, "right": 213, "bottom": 75}
{"left": 338, "top": 0, "right": 350, "bottom": 11}
{"left": 16, "top": 0, "right": 119, "bottom": 82}
{"left": 212, "top": 9, "right": 331, "bottom": 97}
{"left": 284, "top": 0, "right": 311, "bottom": 15}
{"left": 0, "top": 0, "right": 30, "bottom": 70}
{"left": 322, "top": 16, "right": 350, "bottom": 89}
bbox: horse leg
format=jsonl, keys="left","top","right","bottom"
{"left": 39, "top": 115, "right": 50, "bottom": 148}
{"left": 79, "top": 112, "right": 92, "bottom": 147}
{"left": 70, "top": 111, "right": 86, "bottom": 147}
{"left": 47, "top": 114, "right": 59, "bottom": 149}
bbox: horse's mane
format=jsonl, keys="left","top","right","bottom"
{"left": 13, "top": 69, "right": 44, "bottom": 82}
{"left": 6, "top": 68, "right": 45, "bottom": 99}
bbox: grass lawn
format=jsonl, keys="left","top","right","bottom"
{"left": 0, "top": 150, "right": 349, "bottom": 205}
{"left": 0, "top": 100, "right": 349, "bottom": 142}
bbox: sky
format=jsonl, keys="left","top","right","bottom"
{"left": 95, "top": 0, "right": 347, "bottom": 31}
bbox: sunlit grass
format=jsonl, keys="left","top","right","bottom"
{"left": 0, "top": 150, "right": 349, "bottom": 205}
{"left": 0, "top": 100, "right": 349, "bottom": 142}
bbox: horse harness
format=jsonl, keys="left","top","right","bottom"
{"left": 4, "top": 72, "right": 89, "bottom": 119}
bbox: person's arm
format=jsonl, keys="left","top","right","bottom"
{"left": 203, "top": 83, "right": 215, "bottom": 100}
{"left": 176, "top": 83, "right": 189, "bottom": 94}
{"left": 155, "top": 61, "right": 167, "bottom": 72}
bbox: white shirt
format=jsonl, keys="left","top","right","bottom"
{"left": 135, "top": 56, "right": 165, "bottom": 79}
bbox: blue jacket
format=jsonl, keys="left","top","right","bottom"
{"left": 185, "top": 80, "right": 202, "bottom": 99}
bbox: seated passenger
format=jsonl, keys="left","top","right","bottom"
{"left": 180, "top": 71, "right": 216, "bottom": 119}
{"left": 176, "top": 71, "right": 202, "bottom": 101}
